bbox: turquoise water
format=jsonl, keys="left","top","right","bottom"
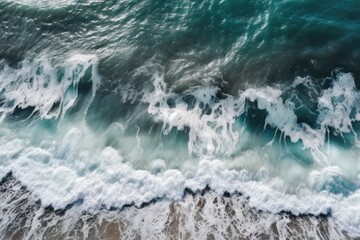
{"left": 1, "top": 0, "right": 360, "bottom": 237}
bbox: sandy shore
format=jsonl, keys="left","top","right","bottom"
{"left": 0, "top": 173, "right": 353, "bottom": 240}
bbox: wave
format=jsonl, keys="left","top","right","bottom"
{"left": 141, "top": 64, "right": 360, "bottom": 163}
{"left": 0, "top": 175, "right": 351, "bottom": 239}
{"left": 0, "top": 57, "right": 360, "bottom": 236}
{"left": 0, "top": 54, "right": 100, "bottom": 121}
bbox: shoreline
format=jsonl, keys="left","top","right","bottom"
{"left": 0, "top": 172, "right": 353, "bottom": 239}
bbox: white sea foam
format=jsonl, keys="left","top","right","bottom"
{"left": 1, "top": 130, "right": 359, "bottom": 236}
{"left": 0, "top": 179, "right": 350, "bottom": 239}
{"left": 4, "top": 0, "right": 76, "bottom": 8}
{"left": 140, "top": 65, "right": 243, "bottom": 157}
{"left": 318, "top": 72, "right": 360, "bottom": 136}
{"left": 140, "top": 64, "right": 360, "bottom": 165}
{"left": 0, "top": 54, "right": 100, "bottom": 121}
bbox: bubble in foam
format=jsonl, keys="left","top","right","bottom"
{"left": 151, "top": 159, "right": 166, "bottom": 175}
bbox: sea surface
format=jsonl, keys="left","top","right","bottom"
{"left": 0, "top": 0, "right": 360, "bottom": 238}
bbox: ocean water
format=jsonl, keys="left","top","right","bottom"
{"left": 0, "top": 0, "right": 360, "bottom": 238}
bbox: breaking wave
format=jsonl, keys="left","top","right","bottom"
{"left": 0, "top": 56, "right": 360, "bottom": 236}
